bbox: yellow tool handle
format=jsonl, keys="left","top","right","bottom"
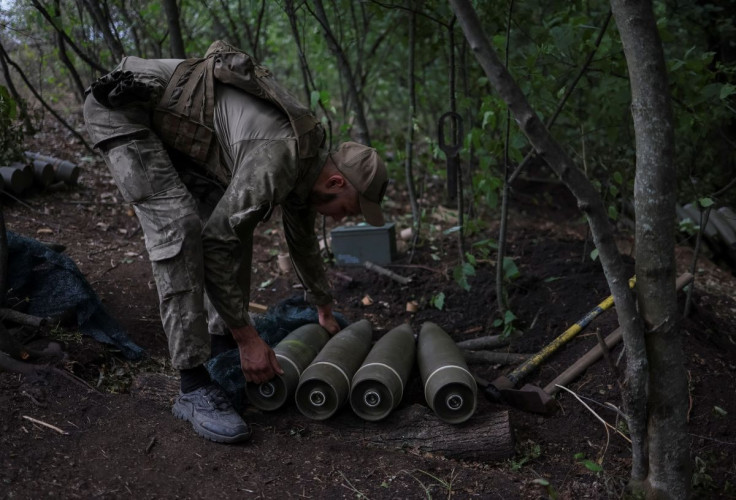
{"left": 507, "top": 276, "right": 636, "bottom": 385}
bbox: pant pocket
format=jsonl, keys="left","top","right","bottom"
{"left": 148, "top": 237, "right": 194, "bottom": 300}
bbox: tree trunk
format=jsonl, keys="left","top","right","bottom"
{"left": 30, "top": 0, "right": 107, "bottom": 73}
{"left": 404, "top": 3, "right": 420, "bottom": 240}
{"left": 610, "top": 1, "right": 689, "bottom": 498}
{"left": 162, "top": 0, "right": 186, "bottom": 58}
{"left": 54, "top": 0, "right": 86, "bottom": 103}
{"left": 0, "top": 44, "right": 34, "bottom": 134}
{"left": 81, "top": 0, "right": 125, "bottom": 61}
{"left": 449, "top": 0, "right": 650, "bottom": 479}
{"left": 310, "top": 0, "right": 371, "bottom": 146}
{"left": 0, "top": 44, "right": 92, "bottom": 153}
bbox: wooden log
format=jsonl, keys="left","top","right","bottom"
{"left": 0, "top": 166, "right": 29, "bottom": 194}
{"left": 0, "top": 308, "right": 49, "bottom": 328}
{"left": 718, "top": 207, "right": 736, "bottom": 233}
{"left": 457, "top": 334, "right": 510, "bottom": 350}
{"left": 708, "top": 208, "right": 736, "bottom": 248}
{"left": 24, "top": 152, "right": 80, "bottom": 185}
{"left": 322, "top": 404, "right": 515, "bottom": 462}
{"left": 130, "top": 372, "right": 514, "bottom": 462}
{"left": 462, "top": 350, "right": 530, "bottom": 365}
{"left": 31, "top": 160, "right": 55, "bottom": 188}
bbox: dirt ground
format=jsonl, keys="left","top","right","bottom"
{"left": 1, "top": 121, "right": 736, "bottom": 499}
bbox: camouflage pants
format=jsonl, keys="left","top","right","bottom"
{"left": 83, "top": 93, "right": 226, "bottom": 369}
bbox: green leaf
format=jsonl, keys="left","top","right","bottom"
{"left": 465, "top": 253, "right": 477, "bottom": 266}
{"left": 492, "top": 318, "right": 503, "bottom": 327}
{"left": 581, "top": 459, "right": 603, "bottom": 472}
{"left": 504, "top": 309, "right": 517, "bottom": 325}
{"left": 613, "top": 171, "right": 623, "bottom": 184}
{"left": 608, "top": 205, "right": 619, "bottom": 220}
{"left": 502, "top": 257, "right": 520, "bottom": 280}
{"left": 443, "top": 225, "right": 462, "bottom": 235}
{"left": 310, "top": 90, "right": 321, "bottom": 109}
{"left": 431, "top": 292, "right": 445, "bottom": 310}
{"left": 713, "top": 406, "right": 728, "bottom": 417}
{"left": 720, "top": 83, "right": 736, "bottom": 100}
{"left": 698, "top": 197, "right": 714, "bottom": 208}
{"left": 590, "top": 248, "right": 599, "bottom": 261}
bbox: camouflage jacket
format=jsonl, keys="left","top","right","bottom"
{"left": 148, "top": 45, "right": 332, "bottom": 327}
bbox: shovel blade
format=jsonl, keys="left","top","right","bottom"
{"left": 499, "top": 383, "right": 554, "bottom": 414}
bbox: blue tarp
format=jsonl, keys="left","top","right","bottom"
{"left": 6, "top": 231, "right": 144, "bottom": 359}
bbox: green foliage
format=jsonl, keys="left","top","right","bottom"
{"left": 692, "top": 455, "right": 716, "bottom": 491}
{"left": 574, "top": 452, "right": 603, "bottom": 473}
{"left": 493, "top": 309, "right": 517, "bottom": 337}
{"left": 452, "top": 260, "right": 475, "bottom": 292}
{"left": 508, "top": 439, "right": 541, "bottom": 471}
{"left": 430, "top": 292, "right": 445, "bottom": 311}
{"left": 0, "top": 85, "right": 24, "bottom": 165}
{"left": 532, "top": 478, "right": 559, "bottom": 500}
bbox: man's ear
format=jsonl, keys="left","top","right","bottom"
{"left": 325, "top": 174, "right": 347, "bottom": 190}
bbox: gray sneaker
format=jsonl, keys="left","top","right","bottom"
{"left": 172, "top": 384, "right": 252, "bottom": 443}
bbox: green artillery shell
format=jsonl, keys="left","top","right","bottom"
{"left": 418, "top": 322, "right": 477, "bottom": 424}
{"left": 295, "top": 319, "right": 373, "bottom": 420}
{"left": 350, "top": 323, "right": 416, "bottom": 421}
{"left": 245, "top": 323, "right": 330, "bottom": 411}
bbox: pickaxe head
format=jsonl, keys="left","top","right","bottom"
{"left": 479, "top": 375, "right": 555, "bottom": 414}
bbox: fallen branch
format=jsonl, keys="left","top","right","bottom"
{"left": 0, "top": 308, "right": 50, "bottom": 328}
{"left": 364, "top": 261, "right": 411, "bottom": 285}
{"left": 462, "top": 350, "right": 529, "bottom": 365}
{"left": 22, "top": 415, "right": 69, "bottom": 435}
{"left": 457, "top": 335, "right": 510, "bottom": 350}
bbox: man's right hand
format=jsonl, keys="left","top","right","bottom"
{"left": 230, "top": 325, "right": 283, "bottom": 384}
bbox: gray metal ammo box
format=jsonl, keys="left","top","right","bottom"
{"left": 331, "top": 223, "right": 396, "bottom": 266}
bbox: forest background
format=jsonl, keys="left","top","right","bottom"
{"left": 0, "top": 1, "right": 735, "bottom": 498}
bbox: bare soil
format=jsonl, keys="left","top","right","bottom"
{"left": 2, "top": 122, "right": 735, "bottom": 499}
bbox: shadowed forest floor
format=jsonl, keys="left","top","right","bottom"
{"left": 1, "top": 123, "right": 735, "bottom": 499}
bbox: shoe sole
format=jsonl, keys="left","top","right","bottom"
{"left": 172, "top": 403, "right": 252, "bottom": 444}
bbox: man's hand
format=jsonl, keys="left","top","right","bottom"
{"left": 230, "top": 325, "right": 283, "bottom": 384}
{"left": 317, "top": 303, "right": 341, "bottom": 335}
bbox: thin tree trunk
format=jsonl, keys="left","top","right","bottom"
{"left": 81, "top": 0, "right": 125, "bottom": 61}
{"left": 405, "top": 2, "right": 420, "bottom": 244}
{"left": 496, "top": 1, "right": 513, "bottom": 315}
{"left": 449, "top": 0, "right": 649, "bottom": 478}
{"left": 162, "top": 0, "right": 186, "bottom": 58}
{"left": 282, "top": 0, "right": 333, "bottom": 148}
{"left": 0, "top": 45, "right": 34, "bottom": 134}
{"left": 610, "top": 0, "right": 689, "bottom": 497}
{"left": 0, "top": 44, "right": 92, "bottom": 153}
{"left": 54, "top": 0, "right": 86, "bottom": 102}
{"left": 309, "top": 0, "right": 371, "bottom": 146}
{"left": 30, "top": 0, "right": 107, "bottom": 73}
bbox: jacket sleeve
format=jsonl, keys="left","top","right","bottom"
{"left": 201, "top": 140, "right": 297, "bottom": 328}
{"left": 282, "top": 203, "right": 333, "bottom": 306}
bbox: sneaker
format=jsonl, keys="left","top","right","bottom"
{"left": 172, "top": 384, "right": 252, "bottom": 443}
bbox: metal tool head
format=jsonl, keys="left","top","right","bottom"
{"left": 499, "top": 383, "right": 555, "bottom": 415}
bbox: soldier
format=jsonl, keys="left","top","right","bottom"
{"left": 83, "top": 42, "right": 387, "bottom": 444}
